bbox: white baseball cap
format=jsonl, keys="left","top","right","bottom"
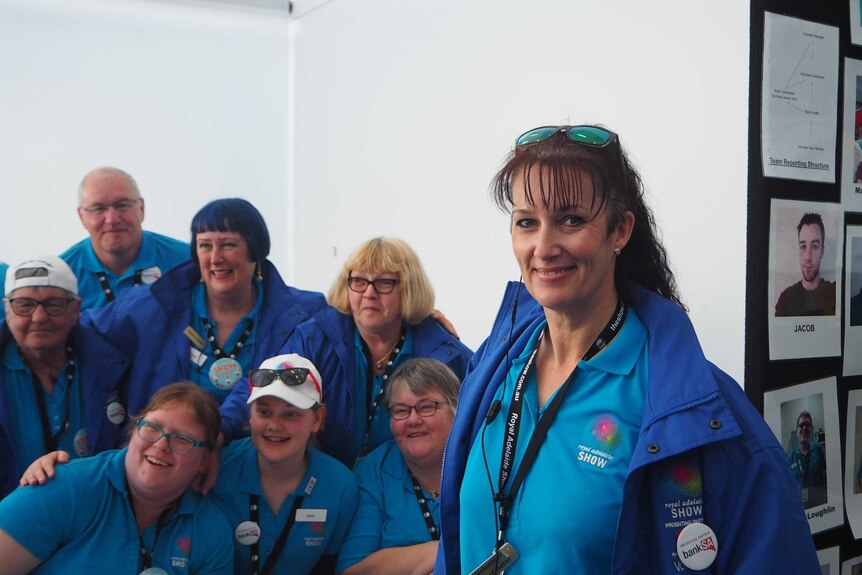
{"left": 5, "top": 256, "right": 78, "bottom": 297}
{"left": 247, "top": 354, "right": 323, "bottom": 409}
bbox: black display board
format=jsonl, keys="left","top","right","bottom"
{"left": 748, "top": 0, "right": 862, "bottom": 561}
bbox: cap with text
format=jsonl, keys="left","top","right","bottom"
{"left": 5, "top": 256, "right": 78, "bottom": 297}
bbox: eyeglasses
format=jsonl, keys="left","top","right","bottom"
{"left": 388, "top": 400, "right": 441, "bottom": 421}
{"left": 5, "top": 297, "right": 76, "bottom": 317}
{"left": 515, "top": 125, "right": 618, "bottom": 149}
{"left": 135, "top": 419, "right": 209, "bottom": 454}
{"left": 797, "top": 422, "right": 813, "bottom": 430}
{"left": 79, "top": 198, "right": 141, "bottom": 216}
{"left": 347, "top": 276, "right": 400, "bottom": 294}
{"left": 250, "top": 367, "right": 311, "bottom": 388}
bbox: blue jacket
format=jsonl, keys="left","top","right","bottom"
{"left": 0, "top": 323, "right": 130, "bottom": 499}
{"left": 284, "top": 306, "right": 473, "bottom": 466}
{"left": 436, "top": 282, "right": 819, "bottom": 574}
{"left": 80, "top": 260, "right": 326, "bottom": 437}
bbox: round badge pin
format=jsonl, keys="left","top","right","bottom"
{"left": 139, "top": 569, "right": 169, "bottom": 575}
{"left": 73, "top": 429, "right": 90, "bottom": 457}
{"left": 209, "top": 357, "right": 243, "bottom": 390}
{"left": 676, "top": 522, "right": 718, "bottom": 571}
{"left": 235, "top": 520, "right": 261, "bottom": 545}
{"left": 139, "top": 266, "right": 162, "bottom": 285}
{"left": 106, "top": 401, "right": 126, "bottom": 425}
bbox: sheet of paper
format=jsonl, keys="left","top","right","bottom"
{"left": 768, "top": 199, "right": 843, "bottom": 360}
{"left": 841, "top": 59, "right": 862, "bottom": 211}
{"left": 763, "top": 377, "right": 843, "bottom": 535}
{"left": 762, "top": 12, "right": 839, "bottom": 183}
{"left": 844, "top": 391, "right": 862, "bottom": 539}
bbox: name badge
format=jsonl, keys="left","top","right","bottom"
{"left": 235, "top": 520, "right": 261, "bottom": 545}
{"left": 296, "top": 509, "right": 327, "bottom": 522}
{"left": 190, "top": 347, "right": 207, "bottom": 367}
{"left": 139, "top": 266, "right": 162, "bottom": 285}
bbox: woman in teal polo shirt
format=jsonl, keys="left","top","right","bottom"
{"left": 0, "top": 382, "right": 233, "bottom": 574}
{"left": 337, "top": 358, "right": 460, "bottom": 575}
{"left": 210, "top": 354, "right": 358, "bottom": 575}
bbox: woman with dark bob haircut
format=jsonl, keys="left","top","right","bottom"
{"left": 278, "top": 237, "right": 472, "bottom": 467}
{"left": 436, "top": 125, "right": 819, "bottom": 574}
{"left": 82, "top": 198, "right": 326, "bottom": 440}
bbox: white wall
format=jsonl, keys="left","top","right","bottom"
{"left": 0, "top": 0, "right": 293, "bottom": 268}
{"left": 0, "top": 0, "right": 750, "bottom": 382}
{"left": 290, "top": 0, "right": 750, "bottom": 381}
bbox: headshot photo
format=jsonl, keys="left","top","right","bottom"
{"left": 784, "top": 402, "right": 828, "bottom": 509}
{"left": 849, "top": 236, "right": 862, "bottom": 327}
{"left": 775, "top": 212, "right": 836, "bottom": 317}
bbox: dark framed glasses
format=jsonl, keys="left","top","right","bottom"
{"left": 387, "top": 400, "right": 441, "bottom": 421}
{"left": 135, "top": 419, "right": 209, "bottom": 454}
{"left": 5, "top": 297, "right": 77, "bottom": 317}
{"left": 515, "top": 125, "right": 618, "bottom": 148}
{"left": 250, "top": 367, "right": 311, "bottom": 388}
{"left": 347, "top": 276, "right": 400, "bottom": 294}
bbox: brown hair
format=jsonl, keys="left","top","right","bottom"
{"left": 131, "top": 382, "right": 221, "bottom": 450}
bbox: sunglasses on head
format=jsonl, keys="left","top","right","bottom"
{"left": 250, "top": 367, "right": 311, "bottom": 388}
{"left": 515, "top": 125, "right": 618, "bottom": 149}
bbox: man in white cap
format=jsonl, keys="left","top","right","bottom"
{"left": 60, "top": 167, "right": 189, "bottom": 309}
{"left": 0, "top": 256, "right": 129, "bottom": 499}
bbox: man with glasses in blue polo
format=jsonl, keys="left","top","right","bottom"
{"left": 60, "top": 166, "right": 189, "bottom": 309}
{"left": 0, "top": 256, "right": 129, "bottom": 499}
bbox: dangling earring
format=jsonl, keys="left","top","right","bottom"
{"left": 614, "top": 247, "right": 621, "bottom": 256}
{"left": 256, "top": 262, "right": 264, "bottom": 281}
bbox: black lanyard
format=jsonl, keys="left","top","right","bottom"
{"left": 409, "top": 474, "right": 440, "bottom": 541}
{"left": 28, "top": 345, "right": 75, "bottom": 454}
{"left": 204, "top": 317, "right": 254, "bottom": 359}
{"left": 495, "top": 298, "right": 627, "bottom": 540}
{"left": 249, "top": 493, "right": 306, "bottom": 575}
{"left": 96, "top": 270, "right": 143, "bottom": 303}
{"left": 360, "top": 327, "right": 406, "bottom": 447}
{"left": 135, "top": 502, "right": 177, "bottom": 571}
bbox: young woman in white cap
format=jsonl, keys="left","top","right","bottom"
{"left": 208, "top": 353, "right": 358, "bottom": 575}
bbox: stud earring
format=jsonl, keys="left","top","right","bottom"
{"left": 614, "top": 248, "right": 621, "bottom": 256}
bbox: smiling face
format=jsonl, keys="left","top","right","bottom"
{"left": 796, "top": 414, "right": 813, "bottom": 448}
{"left": 250, "top": 396, "right": 325, "bottom": 468}
{"left": 195, "top": 231, "right": 257, "bottom": 303}
{"left": 347, "top": 270, "right": 403, "bottom": 334}
{"left": 124, "top": 403, "right": 209, "bottom": 508}
{"left": 77, "top": 170, "right": 145, "bottom": 264}
{"left": 5, "top": 286, "right": 80, "bottom": 357}
{"left": 510, "top": 169, "right": 633, "bottom": 318}
{"left": 388, "top": 385, "right": 454, "bottom": 469}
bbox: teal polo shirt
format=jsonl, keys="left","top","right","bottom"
{"left": 3, "top": 343, "right": 87, "bottom": 474}
{"left": 337, "top": 440, "right": 441, "bottom": 573}
{"left": 210, "top": 439, "right": 358, "bottom": 575}
{"left": 351, "top": 326, "right": 415, "bottom": 459}
{"left": 459, "top": 309, "right": 648, "bottom": 575}
{"left": 188, "top": 280, "right": 262, "bottom": 403}
{"left": 60, "top": 230, "right": 189, "bottom": 310}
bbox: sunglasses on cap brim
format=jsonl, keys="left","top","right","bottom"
{"left": 250, "top": 367, "right": 311, "bottom": 388}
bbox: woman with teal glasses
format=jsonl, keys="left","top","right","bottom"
{"left": 0, "top": 382, "right": 233, "bottom": 574}
{"left": 436, "top": 125, "right": 819, "bottom": 574}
